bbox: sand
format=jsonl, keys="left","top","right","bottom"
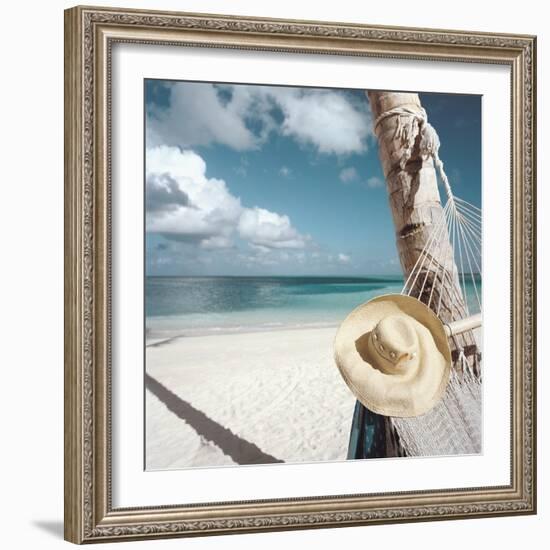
{"left": 145, "top": 326, "right": 356, "bottom": 470}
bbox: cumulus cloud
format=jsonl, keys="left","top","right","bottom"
{"left": 146, "top": 146, "right": 242, "bottom": 243}
{"left": 147, "top": 83, "right": 259, "bottom": 151}
{"left": 230, "top": 248, "right": 355, "bottom": 274}
{"left": 270, "top": 87, "right": 370, "bottom": 155}
{"left": 279, "top": 166, "right": 292, "bottom": 178}
{"left": 145, "top": 173, "right": 192, "bottom": 213}
{"left": 199, "top": 235, "right": 234, "bottom": 250}
{"left": 367, "top": 176, "right": 384, "bottom": 188}
{"left": 338, "top": 253, "right": 351, "bottom": 264}
{"left": 238, "top": 207, "right": 310, "bottom": 250}
{"left": 147, "top": 83, "right": 372, "bottom": 156}
{"left": 146, "top": 146, "right": 310, "bottom": 251}
{"left": 339, "top": 167, "right": 359, "bottom": 184}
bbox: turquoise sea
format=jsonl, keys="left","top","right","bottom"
{"left": 145, "top": 275, "right": 481, "bottom": 339}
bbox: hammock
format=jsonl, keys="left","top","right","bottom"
{"left": 349, "top": 102, "right": 483, "bottom": 458}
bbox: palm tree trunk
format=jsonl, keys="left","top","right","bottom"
{"left": 367, "top": 91, "right": 477, "bottom": 369}
{"left": 348, "top": 91, "right": 481, "bottom": 458}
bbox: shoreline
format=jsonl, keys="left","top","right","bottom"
{"left": 146, "top": 319, "right": 341, "bottom": 345}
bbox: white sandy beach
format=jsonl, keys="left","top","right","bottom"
{"left": 145, "top": 326, "right": 357, "bottom": 470}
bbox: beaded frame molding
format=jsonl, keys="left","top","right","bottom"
{"left": 64, "top": 5, "right": 537, "bottom": 544}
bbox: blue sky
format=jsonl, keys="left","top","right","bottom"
{"left": 145, "top": 80, "right": 481, "bottom": 276}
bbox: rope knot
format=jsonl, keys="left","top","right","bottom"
{"left": 419, "top": 122, "right": 440, "bottom": 158}
{"left": 374, "top": 104, "right": 455, "bottom": 201}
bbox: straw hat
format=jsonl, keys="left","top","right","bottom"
{"left": 334, "top": 294, "right": 451, "bottom": 417}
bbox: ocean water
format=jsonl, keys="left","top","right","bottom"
{"left": 145, "top": 276, "right": 481, "bottom": 339}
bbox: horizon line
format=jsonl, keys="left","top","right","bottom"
{"left": 145, "top": 274, "right": 404, "bottom": 279}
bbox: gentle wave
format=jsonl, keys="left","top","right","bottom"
{"left": 145, "top": 275, "right": 480, "bottom": 340}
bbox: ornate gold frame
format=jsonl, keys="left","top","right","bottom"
{"left": 64, "top": 5, "right": 537, "bottom": 544}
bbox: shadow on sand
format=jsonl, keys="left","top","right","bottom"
{"left": 145, "top": 373, "right": 283, "bottom": 465}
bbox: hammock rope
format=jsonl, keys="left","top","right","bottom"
{"left": 345, "top": 98, "right": 484, "bottom": 459}
{"left": 355, "top": 100, "right": 484, "bottom": 459}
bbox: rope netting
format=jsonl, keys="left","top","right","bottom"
{"left": 372, "top": 103, "right": 483, "bottom": 456}
{"left": 401, "top": 196, "right": 482, "bottom": 318}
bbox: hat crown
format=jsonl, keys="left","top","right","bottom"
{"left": 371, "top": 314, "right": 418, "bottom": 371}
{"left": 334, "top": 293, "right": 452, "bottom": 417}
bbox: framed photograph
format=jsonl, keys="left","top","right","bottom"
{"left": 64, "top": 5, "right": 537, "bottom": 544}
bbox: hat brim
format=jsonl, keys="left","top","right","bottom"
{"left": 334, "top": 294, "right": 451, "bottom": 417}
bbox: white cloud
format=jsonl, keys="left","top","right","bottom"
{"left": 146, "top": 146, "right": 242, "bottom": 243}
{"left": 338, "top": 171, "right": 384, "bottom": 190}
{"left": 147, "top": 83, "right": 372, "bottom": 156}
{"left": 338, "top": 253, "right": 351, "bottom": 264}
{"left": 270, "top": 88, "right": 370, "bottom": 155}
{"left": 279, "top": 165, "right": 292, "bottom": 178}
{"left": 200, "top": 236, "right": 234, "bottom": 250}
{"left": 339, "top": 167, "right": 359, "bottom": 183}
{"left": 367, "top": 176, "right": 384, "bottom": 188}
{"left": 238, "top": 207, "right": 310, "bottom": 249}
{"left": 235, "top": 248, "right": 324, "bottom": 270}
{"left": 147, "top": 83, "right": 259, "bottom": 151}
{"left": 146, "top": 146, "right": 310, "bottom": 251}
{"left": 145, "top": 173, "right": 192, "bottom": 212}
